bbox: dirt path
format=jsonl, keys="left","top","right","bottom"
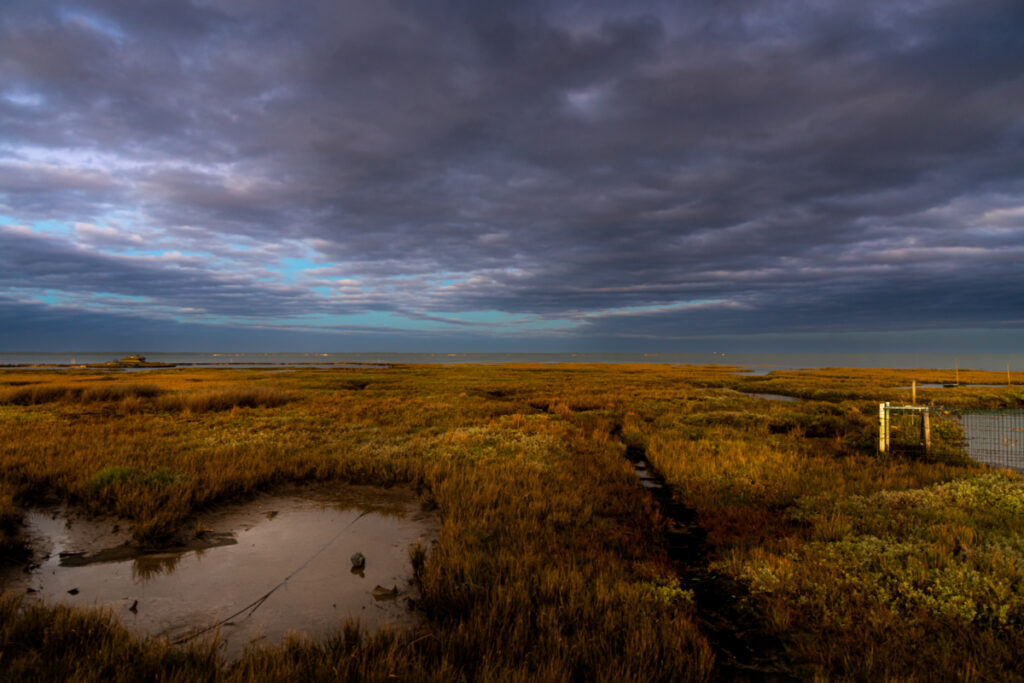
{"left": 625, "top": 443, "right": 799, "bottom": 682}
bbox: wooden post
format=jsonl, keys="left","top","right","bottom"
{"left": 912, "top": 380, "right": 916, "bottom": 405}
{"left": 879, "top": 403, "right": 888, "bottom": 453}
{"left": 880, "top": 405, "right": 888, "bottom": 454}
{"left": 1009, "top": 364, "right": 1012, "bottom": 387}
{"left": 955, "top": 360, "right": 959, "bottom": 386}
{"left": 922, "top": 409, "right": 931, "bottom": 453}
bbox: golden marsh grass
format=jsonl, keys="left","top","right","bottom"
{"left": 0, "top": 363, "right": 1022, "bottom": 680}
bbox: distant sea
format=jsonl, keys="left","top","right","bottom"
{"left": 1, "top": 352, "right": 1022, "bottom": 373}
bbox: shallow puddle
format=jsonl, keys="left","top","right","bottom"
{"left": 1, "top": 485, "right": 439, "bottom": 659}
{"left": 632, "top": 460, "right": 664, "bottom": 490}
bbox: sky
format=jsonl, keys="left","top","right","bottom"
{"left": 1, "top": 0, "right": 1023, "bottom": 352}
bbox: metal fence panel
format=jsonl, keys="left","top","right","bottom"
{"left": 879, "top": 403, "right": 1024, "bottom": 472}
{"left": 955, "top": 409, "right": 1024, "bottom": 472}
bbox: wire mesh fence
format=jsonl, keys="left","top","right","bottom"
{"left": 879, "top": 403, "right": 1024, "bottom": 472}
{"left": 953, "top": 409, "right": 1024, "bottom": 472}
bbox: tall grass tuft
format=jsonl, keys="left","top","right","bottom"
{"left": 155, "top": 387, "right": 292, "bottom": 413}
{"left": 0, "top": 383, "right": 163, "bottom": 405}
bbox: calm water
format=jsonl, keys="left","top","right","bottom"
{"left": 1, "top": 485, "right": 439, "bottom": 659}
{"left": 2, "top": 351, "right": 1022, "bottom": 372}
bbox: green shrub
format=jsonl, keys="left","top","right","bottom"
{"left": 86, "top": 466, "right": 184, "bottom": 492}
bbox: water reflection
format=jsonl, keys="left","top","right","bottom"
{"left": 1, "top": 485, "right": 439, "bottom": 659}
{"left": 132, "top": 552, "right": 184, "bottom": 581}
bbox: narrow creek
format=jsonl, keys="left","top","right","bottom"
{"left": 1, "top": 485, "right": 439, "bottom": 659}
{"left": 626, "top": 443, "right": 797, "bottom": 682}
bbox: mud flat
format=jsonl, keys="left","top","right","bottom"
{"left": 0, "top": 485, "right": 439, "bottom": 659}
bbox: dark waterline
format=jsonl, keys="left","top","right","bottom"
{"left": 2, "top": 352, "right": 1023, "bottom": 372}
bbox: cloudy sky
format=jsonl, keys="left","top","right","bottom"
{"left": 1, "top": 0, "right": 1022, "bottom": 352}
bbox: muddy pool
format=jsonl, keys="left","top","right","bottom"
{"left": 0, "top": 485, "right": 439, "bottom": 659}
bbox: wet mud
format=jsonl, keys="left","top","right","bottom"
{"left": 626, "top": 443, "right": 798, "bottom": 682}
{"left": 1, "top": 484, "right": 439, "bottom": 659}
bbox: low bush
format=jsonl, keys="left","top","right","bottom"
{"left": 0, "top": 384, "right": 163, "bottom": 405}
{"left": 155, "top": 387, "right": 292, "bottom": 413}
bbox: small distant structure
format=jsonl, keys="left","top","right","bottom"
{"left": 85, "top": 354, "right": 174, "bottom": 369}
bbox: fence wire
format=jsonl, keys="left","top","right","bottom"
{"left": 952, "top": 409, "right": 1024, "bottom": 472}
{"left": 887, "top": 410, "right": 928, "bottom": 454}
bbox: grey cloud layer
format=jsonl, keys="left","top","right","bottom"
{"left": 1, "top": 0, "right": 1023, "bottom": 345}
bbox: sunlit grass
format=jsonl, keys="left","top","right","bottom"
{"left": 640, "top": 369, "right": 1024, "bottom": 680}
{"left": 0, "top": 363, "right": 1022, "bottom": 680}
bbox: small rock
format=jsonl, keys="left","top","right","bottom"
{"left": 67, "top": 588, "right": 79, "bottom": 595}
{"left": 350, "top": 551, "right": 365, "bottom": 570}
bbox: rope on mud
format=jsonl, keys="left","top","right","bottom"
{"left": 172, "top": 509, "right": 371, "bottom": 646}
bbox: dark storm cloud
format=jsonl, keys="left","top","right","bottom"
{"left": 0, "top": 225, "right": 328, "bottom": 319}
{"left": 1, "top": 0, "right": 1022, "bottom": 348}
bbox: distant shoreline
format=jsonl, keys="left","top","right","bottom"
{"left": 1, "top": 351, "right": 1022, "bottom": 373}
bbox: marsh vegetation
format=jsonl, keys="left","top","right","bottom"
{"left": 1, "top": 364, "right": 1022, "bottom": 680}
